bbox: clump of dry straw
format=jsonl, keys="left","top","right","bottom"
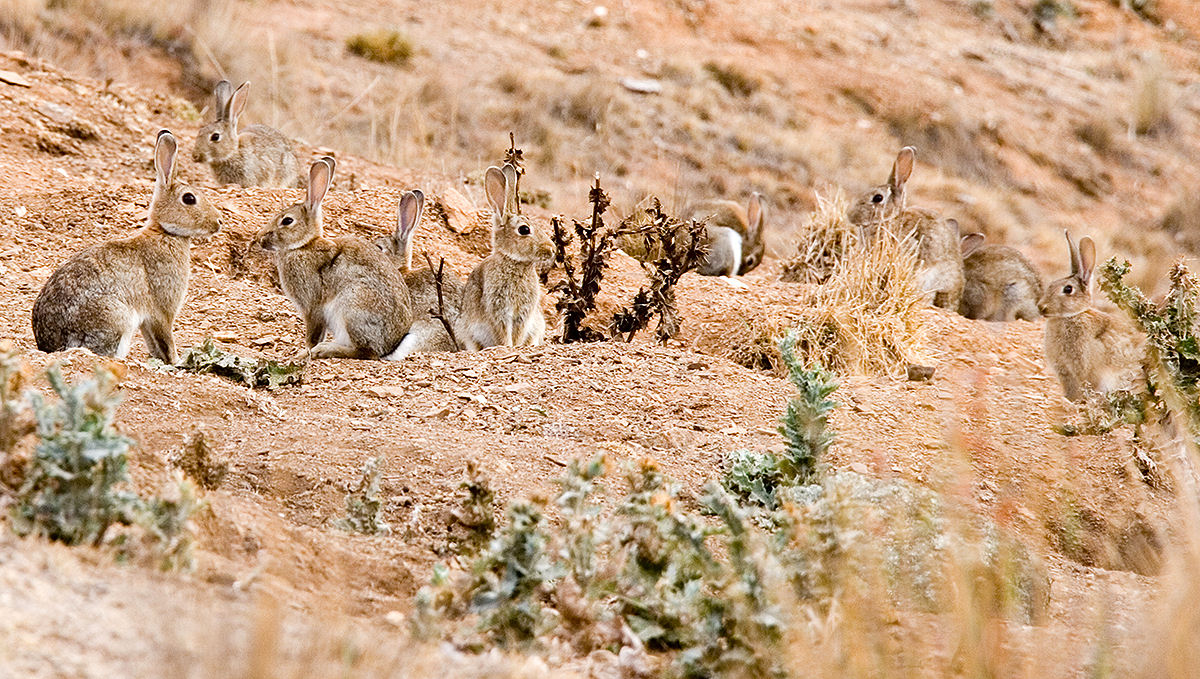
{"left": 772, "top": 190, "right": 930, "bottom": 375}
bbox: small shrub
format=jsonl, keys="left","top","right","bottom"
{"left": 170, "top": 427, "right": 228, "bottom": 491}
{"left": 134, "top": 476, "right": 204, "bottom": 571}
{"left": 338, "top": 456, "right": 390, "bottom": 535}
{"left": 11, "top": 365, "right": 139, "bottom": 545}
{"left": 346, "top": 29, "right": 414, "bottom": 65}
{"left": 551, "top": 175, "right": 622, "bottom": 343}
{"left": 448, "top": 460, "right": 497, "bottom": 555}
{"left": 703, "top": 61, "right": 760, "bottom": 97}
{"left": 610, "top": 199, "right": 708, "bottom": 343}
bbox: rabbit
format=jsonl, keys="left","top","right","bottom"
{"left": 683, "top": 192, "right": 767, "bottom": 276}
{"left": 457, "top": 163, "right": 555, "bottom": 351}
{"left": 375, "top": 189, "right": 465, "bottom": 358}
{"left": 32, "top": 130, "right": 221, "bottom": 363}
{"left": 849, "top": 146, "right": 965, "bottom": 310}
{"left": 958, "top": 233, "right": 1043, "bottom": 321}
{"left": 255, "top": 157, "right": 413, "bottom": 360}
{"left": 192, "top": 80, "right": 302, "bottom": 188}
{"left": 1039, "top": 231, "right": 1142, "bottom": 402}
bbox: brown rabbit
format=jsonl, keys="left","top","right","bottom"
{"left": 457, "top": 163, "right": 555, "bottom": 351}
{"left": 683, "top": 193, "right": 767, "bottom": 276}
{"left": 375, "top": 189, "right": 464, "bottom": 357}
{"left": 850, "top": 147, "right": 965, "bottom": 310}
{"left": 256, "top": 157, "right": 412, "bottom": 359}
{"left": 1039, "top": 231, "right": 1142, "bottom": 402}
{"left": 192, "top": 80, "right": 302, "bottom": 188}
{"left": 32, "top": 130, "right": 221, "bottom": 363}
{"left": 959, "top": 234, "right": 1043, "bottom": 321}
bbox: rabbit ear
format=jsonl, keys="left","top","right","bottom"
{"left": 485, "top": 166, "right": 507, "bottom": 215}
{"left": 213, "top": 80, "right": 233, "bottom": 119}
{"left": 747, "top": 192, "right": 765, "bottom": 239}
{"left": 1064, "top": 230, "right": 1081, "bottom": 276}
{"left": 502, "top": 163, "right": 520, "bottom": 215}
{"left": 960, "top": 232, "right": 985, "bottom": 257}
{"left": 307, "top": 157, "right": 335, "bottom": 213}
{"left": 154, "top": 129, "right": 177, "bottom": 187}
{"left": 1077, "top": 236, "right": 1096, "bottom": 287}
{"left": 227, "top": 81, "right": 251, "bottom": 126}
{"left": 396, "top": 189, "right": 425, "bottom": 271}
{"left": 889, "top": 146, "right": 916, "bottom": 196}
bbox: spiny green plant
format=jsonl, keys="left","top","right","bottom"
{"left": 0, "top": 343, "right": 31, "bottom": 456}
{"left": 338, "top": 456, "right": 391, "bottom": 536}
{"left": 175, "top": 338, "right": 304, "bottom": 390}
{"left": 1100, "top": 258, "right": 1195, "bottom": 428}
{"left": 11, "top": 365, "right": 139, "bottom": 545}
{"left": 135, "top": 475, "right": 204, "bottom": 571}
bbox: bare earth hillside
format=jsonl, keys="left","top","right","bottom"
{"left": 1, "top": 0, "right": 1199, "bottom": 676}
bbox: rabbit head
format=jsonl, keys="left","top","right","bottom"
{"left": 485, "top": 163, "right": 553, "bottom": 263}
{"left": 849, "top": 146, "right": 915, "bottom": 228}
{"left": 152, "top": 130, "right": 221, "bottom": 238}
{"left": 257, "top": 157, "right": 335, "bottom": 252}
{"left": 193, "top": 80, "right": 249, "bottom": 165}
{"left": 1038, "top": 230, "right": 1095, "bottom": 318}
{"left": 739, "top": 192, "right": 766, "bottom": 274}
{"left": 376, "top": 189, "right": 425, "bottom": 271}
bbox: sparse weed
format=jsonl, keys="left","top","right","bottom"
{"left": 174, "top": 338, "right": 304, "bottom": 390}
{"left": 703, "top": 61, "right": 760, "bottom": 98}
{"left": 338, "top": 456, "right": 391, "bottom": 536}
{"left": 170, "top": 426, "right": 228, "bottom": 491}
{"left": 1131, "top": 52, "right": 1174, "bottom": 137}
{"left": 448, "top": 460, "right": 497, "bottom": 556}
{"left": 551, "top": 175, "right": 622, "bottom": 343}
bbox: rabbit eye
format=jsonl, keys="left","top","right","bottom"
{"left": 281, "top": 216, "right": 294, "bottom": 226}
{"left": 518, "top": 224, "right": 531, "bottom": 236}
{"left": 1063, "top": 284, "right": 1073, "bottom": 294}
{"left": 210, "top": 132, "right": 221, "bottom": 142}
{"left": 181, "top": 192, "right": 196, "bottom": 205}
{"left": 872, "top": 193, "right": 884, "bottom": 204}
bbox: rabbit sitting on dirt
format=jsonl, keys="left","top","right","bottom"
{"left": 256, "top": 157, "right": 413, "bottom": 360}
{"left": 849, "top": 146, "right": 966, "bottom": 310}
{"left": 457, "top": 163, "right": 554, "bottom": 351}
{"left": 375, "top": 189, "right": 465, "bottom": 358}
{"left": 32, "top": 130, "right": 221, "bottom": 363}
{"left": 1039, "top": 231, "right": 1142, "bottom": 402}
{"left": 958, "top": 233, "right": 1043, "bottom": 321}
{"left": 192, "top": 80, "right": 302, "bottom": 188}
{"left": 683, "top": 192, "right": 767, "bottom": 277}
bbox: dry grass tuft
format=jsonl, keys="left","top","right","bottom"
{"left": 780, "top": 190, "right": 859, "bottom": 284}
{"left": 346, "top": 29, "right": 414, "bottom": 66}
{"left": 718, "top": 192, "right": 928, "bottom": 376}
{"left": 1132, "top": 52, "right": 1174, "bottom": 137}
{"left": 703, "top": 61, "right": 760, "bottom": 97}
{"left": 792, "top": 226, "right": 930, "bottom": 375}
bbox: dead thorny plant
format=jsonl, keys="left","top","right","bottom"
{"left": 423, "top": 252, "right": 460, "bottom": 350}
{"left": 550, "top": 174, "right": 622, "bottom": 343}
{"left": 610, "top": 199, "right": 708, "bottom": 344}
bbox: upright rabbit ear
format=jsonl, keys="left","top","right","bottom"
{"left": 213, "top": 80, "right": 233, "bottom": 119}
{"left": 747, "top": 192, "right": 765, "bottom": 239}
{"left": 889, "top": 146, "right": 916, "bottom": 196}
{"left": 502, "top": 163, "right": 520, "bottom": 215}
{"left": 960, "top": 232, "right": 985, "bottom": 258}
{"left": 1077, "top": 236, "right": 1096, "bottom": 287}
{"left": 307, "top": 157, "right": 335, "bottom": 213}
{"left": 1064, "top": 230, "right": 1081, "bottom": 276}
{"left": 227, "top": 81, "right": 251, "bottom": 126}
{"left": 154, "top": 129, "right": 177, "bottom": 187}
{"left": 396, "top": 190, "right": 425, "bottom": 238}
{"left": 485, "top": 166, "right": 507, "bottom": 215}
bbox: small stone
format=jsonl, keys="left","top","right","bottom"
{"left": 384, "top": 611, "right": 405, "bottom": 627}
{"left": 849, "top": 462, "right": 870, "bottom": 475}
{"left": 0, "top": 70, "right": 30, "bottom": 87}
{"left": 907, "top": 365, "right": 935, "bottom": 381}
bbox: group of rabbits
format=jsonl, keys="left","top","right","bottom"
{"left": 836, "top": 146, "right": 1142, "bottom": 402}
{"left": 31, "top": 80, "right": 1138, "bottom": 403}
{"left": 33, "top": 81, "right": 554, "bottom": 367}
